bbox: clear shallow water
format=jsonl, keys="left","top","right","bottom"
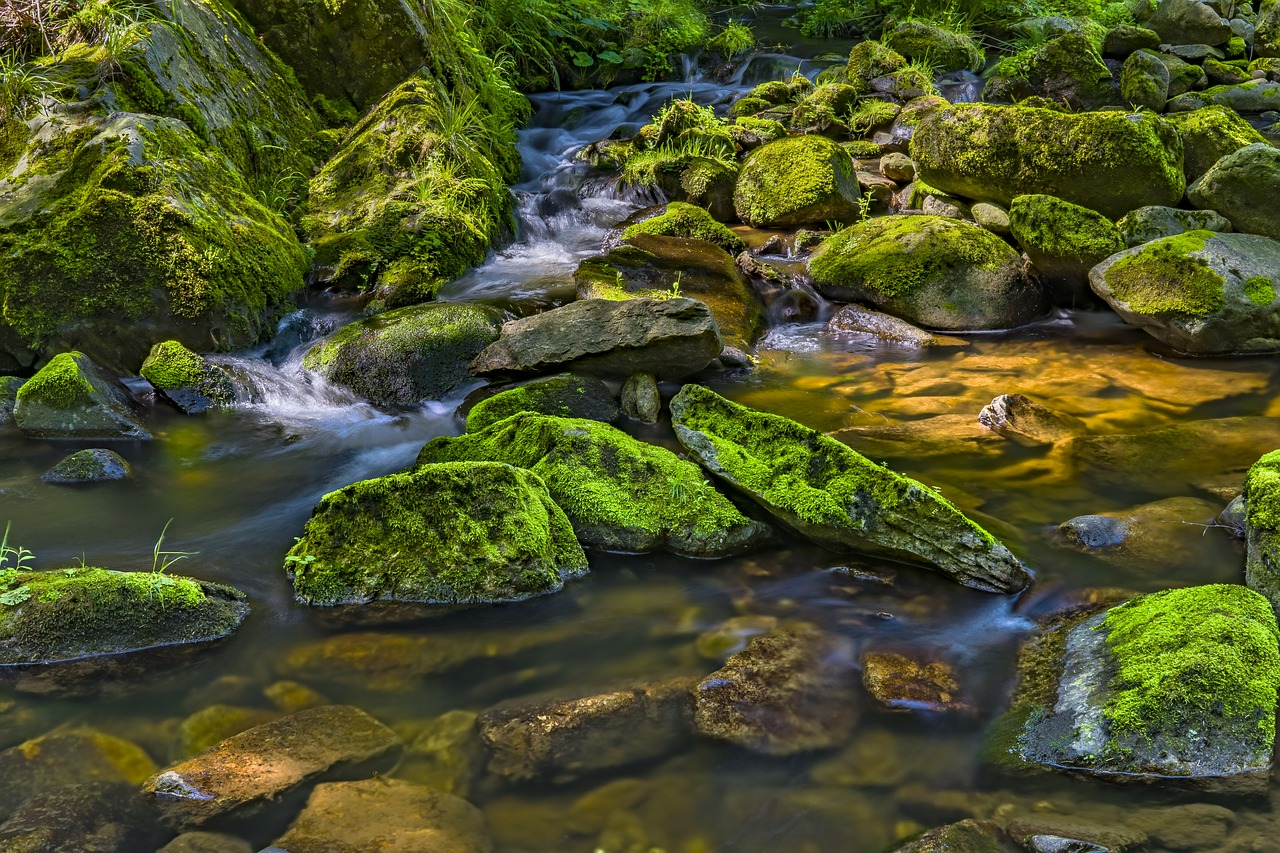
{"left": 2, "top": 36, "right": 1280, "bottom": 853}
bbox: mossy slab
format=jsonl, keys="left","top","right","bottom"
{"left": 1089, "top": 231, "right": 1280, "bottom": 354}
{"left": 733, "top": 135, "right": 861, "bottom": 228}
{"left": 1188, "top": 143, "right": 1280, "bottom": 241}
{"left": 465, "top": 374, "right": 619, "bottom": 433}
{"left": 303, "top": 302, "right": 501, "bottom": 407}
{"left": 14, "top": 352, "right": 150, "bottom": 440}
{"left": 288, "top": 461, "right": 587, "bottom": 607}
{"left": 669, "top": 384, "right": 1030, "bottom": 593}
{"left": 809, "top": 215, "right": 1045, "bottom": 331}
{"left": 621, "top": 201, "right": 746, "bottom": 255}
{"left": 994, "top": 585, "right": 1279, "bottom": 793}
{"left": 910, "top": 104, "right": 1184, "bottom": 220}
{"left": 417, "top": 413, "right": 773, "bottom": 558}
{"left": 1167, "top": 79, "right": 1280, "bottom": 113}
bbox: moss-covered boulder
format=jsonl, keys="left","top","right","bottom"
{"left": 469, "top": 298, "right": 723, "bottom": 381}
{"left": 417, "top": 413, "right": 773, "bottom": 558}
{"left": 910, "top": 104, "right": 1185, "bottom": 219}
{"left": 845, "top": 40, "right": 907, "bottom": 93}
{"left": 302, "top": 78, "right": 518, "bottom": 306}
{"left": 1167, "top": 79, "right": 1280, "bottom": 112}
{"left": 1116, "top": 205, "right": 1231, "bottom": 247}
{"left": 987, "top": 33, "right": 1118, "bottom": 110}
{"left": 1102, "top": 24, "right": 1163, "bottom": 57}
{"left": 1188, "top": 143, "right": 1280, "bottom": 241}
{"left": 1165, "top": 105, "right": 1267, "bottom": 183}
{"left": 141, "top": 340, "right": 236, "bottom": 415}
{"left": 575, "top": 234, "right": 763, "bottom": 351}
{"left": 13, "top": 352, "right": 149, "bottom": 440}
{"left": 40, "top": 448, "right": 132, "bottom": 485}
{"left": 1260, "top": 0, "right": 1280, "bottom": 58}
{"left": 733, "top": 136, "right": 861, "bottom": 228}
{"left": 1245, "top": 450, "right": 1280, "bottom": 613}
{"left": 883, "top": 21, "right": 984, "bottom": 73}
{"left": 994, "top": 585, "right": 1279, "bottom": 792}
{"left": 287, "top": 462, "right": 587, "bottom": 607}
{"left": 790, "top": 83, "right": 860, "bottom": 133}
{"left": 302, "top": 303, "right": 501, "bottom": 408}
{"left": 1009, "top": 195, "right": 1124, "bottom": 305}
{"left": 809, "top": 215, "right": 1045, "bottom": 331}
{"left": 0, "top": 567, "right": 248, "bottom": 666}
{"left": 465, "top": 374, "right": 619, "bottom": 433}
{"left": 621, "top": 201, "right": 746, "bottom": 255}
{"left": 669, "top": 384, "right": 1030, "bottom": 593}
{"left": 1090, "top": 231, "right": 1280, "bottom": 354}
{"left": 1120, "top": 49, "right": 1171, "bottom": 112}
{"left": 1157, "top": 51, "right": 1208, "bottom": 99}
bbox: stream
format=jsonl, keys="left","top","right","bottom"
{"left": 1, "top": 30, "right": 1277, "bottom": 853}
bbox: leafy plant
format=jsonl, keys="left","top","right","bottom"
{"left": 150, "top": 518, "right": 197, "bottom": 575}
{"left": 0, "top": 53, "right": 56, "bottom": 123}
{"left": 857, "top": 192, "right": 874, "bottom": 222}
{"left": 0, "top": 522, "right": 35, "bottom": 573}
{"left": 705, "top": 21, "right": 756, "bottom": 60}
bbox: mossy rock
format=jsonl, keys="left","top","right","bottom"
{"left": 845, "top": 41, "right": 907, "bottom": 94}
{"left": 730, "top": 116, "right": 787, "bottom": 150}
{"left": 1009, "top": 194, "right": 1124, "bottom": 305}
{"left": 0, "top": 376, "right": 23, "bottom": 426}
{"left": 882, "top": 21, "right": 984, "bottom": 73}
{"left": 575, "top": 233, "right": 763, "bottom": 351}
{"left": 13, "top": 352, "right": 149, "bottom": 440}
{"left": 621, "top": 201, "right": 746, "bottom": 255}
{"left": 417, "top": 413, "right": 773, "bottom": 559}
{"left": 669, "top": 384, "right": 1030, "bottom": 593}
{"left": 141, "top": 340, "right": 236, "bottom": 414}
{"left": 1188, "top": 143, "right": 1280, "bottom": 241}
{"left": 995, "top": 585, "right": 1278, "bottom": 793}
{"left": 40, "top": 448, "right": 132, "bottom": 485}
{"left": 1165, "top": 105, "right": 1267, "bottom": 182}
{"left": 302, "top": 78, "right": 517, "bottom": 305}
{"left": 0, "top": 567, "right": 248, "bottom": 666}
{"left": 302, "top": 303, "right": 501, "bottom": 408}
{"left": 1116, "top": 205, "right": 1232, "bottom": 247}
{"left": 892, "top": 820, "right": 1006, "bottom": 853}
{"left": 0, "top": 728, "right": 157, "bottom": 822}
{"left": 1157, "top": 52, "right": 1209, "bottom": 99}
{"left": 729, "top": 95, "right": 773, "bottom": 119}
{"left": 465, "top": 374, "right": 620, "bottom": 433}
{"left": 846, "top": 99, "right": 901, "bottom": 136}
{"left": 1167, "top": 79, "right": 1280, "bottom": 113}
{"left": 986, "top": 33, "right": 1118, "bottom": 111}
{"left": 172, "top": 705, "right": 280, "bottom": 761}
{"left": 809, "top": 215, "right": 1046, "bottom": 331}
{"left": 1090, "top": 231, "right": 1280, "bottom": 354}
{"left": 791, "top": 83, "right": 860, "bottom": 133}
{"left": 910, "top": 103, "right": 1184, "bottom": 219}
{"left": 1245, "top": 449, "right": 1280, "bottom": 614}
{"left": 288, "top": 461, "right": 586, "bottom": 607}
{"left": 733, "top": 135, "right": 861, "bottom": 228}
{"left": 1102, "top": 24, "right": 1162, "bottom": 58}
{"left": 1119, "top": 49, "right": 1171, "bottom": 113}
{"left": 0, "top": 113, "right": 307, "bottom": 373}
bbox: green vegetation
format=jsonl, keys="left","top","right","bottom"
{"left": 1103, "top": 231, "right": 1225, "bottom": 317}
{"left": 139, "top": 340, "right": 207, "bottom": 391}
{"left": 14, "top": 352, "right": 96, "bottom": 411}
{"left": 734, "top": 135, "right": 860, "bottom": 227}
{"left": 1245, "top": 276, "right": 1277, "bottom": 307}
{"left": 795, "top": 0, "right": 1131, "bottom": 41}
{"left": 466, "top": 374, "right": 619, "bottom": 432}
{"left": 1246, "top": 450, "right": 1280, "bottom": 532}
{"left": 622, "top": 202, "right": 746, "bottom": 255}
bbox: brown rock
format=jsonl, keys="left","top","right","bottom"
{"left": 861, "top": 651, "right": 972, "bottom": 714}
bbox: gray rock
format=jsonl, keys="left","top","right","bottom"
{"left": 271, "top": 779, "right": 492, "bottom": 853}
{"left": 1220, "top": 493, "right": 1247, "bottom": 538}
{"left": 1156, "top": 51, "right": 1208, "bottom": 97}
{"left": 470, "top": 298, "right": 723, "bottom": 381}
{"left": 0, "top": 782, "right": 167, "bottom": 853}
{"left": 1089, "top": 231, "right": 1280, "bottom": 354}
{"left": 1148, "top": 0, "right": 1232, "bottom": 45}
{"left": 670, "top": 384, "right": 1030, "bottom": 593}
{"left": 620, "top": 372, "right": 661, "bottom": 424}
{"left": 463, "top": 373, "right": 620, "bottom": 432}
{"left": 143, "top": 705, "right": 404, "bottom": 830}
{"left": 1057, "top": 496, "right": 1224, "bottom": 570}
{"left": 13, "top": 352, "right": 149, "bottom": 440}
{"left": 979, "top": 394, "right": 1085, "bottom": 445}
{"left": 825, "top": 304, "right": 968, "bottom": 348}
{"left": 893, "top": 820, "right": 1007, "bottom": 853}
{"left": 1168, "top": 79, "right": 1280, "bottom": 111}
{"left": 303, "top": 303, "right": 501, "bottom": 408}
{"left": 1189, "top": 143, "right": 1280, "bottom": 239}
{"left": 971, "top": 202, "right": 1011, "bottom": 235}
{"left": 157, "top": 832, "right": 255, "bottom": 853}
{"left": 40, "top": 448, "right": 132, "bottom": 485}
{"left": 0, "top": 376, "right": 22, "bottom": 425}
{"left": 1120, "top": 49, "right": 1171, "bottom": 111}
{"left": 1102, "top": 24, "right": 1163, "bottom": 57}
{"left": 479, "top": 677, "right": 693, "bottom": 781}
{"left": 693, "top": 623, "right": 860, "bottom": 755}
{"left": 879, "top": 151, "right": 916, "bottom": 181}
{"left": 1116, "top": 205, "right": 1232, "bottom": 246}
{"left": 1162, "top": 42, "right": 1225, "bottom": 60}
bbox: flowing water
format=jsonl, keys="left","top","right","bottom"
{"left": 3, "top": 27, "right": 1280, "bottom": 853}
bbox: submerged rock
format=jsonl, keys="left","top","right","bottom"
{"left": 303, "top": 303, "right": 501, "bottom": 407}
{"left": 13, "top": 352, "right": 149, "bottom": 440}
{"left": 0, "top": 781, "right": 167, "bottom": 853}
{"left": 417, "top": 413, "right": 772, "bottom": 558}
{"left": 287, "top": 461, "right": 588, "bottom": 607}
{"left": 733, "top": 135, "right": 862, "bottom": 228}
{"left": 143, "top": 705, "right": 403, "bottom": 830}
{"left": 272, "top": 779, "right": 492, "bottom": 853}
{"left": 157, "top": 832, "right": 255, "bottom": 853}
{"left": 810, "top": 215, "right": 1043, "bottom": 331}
{"left": 0, "top": 729, "right": 156, "bottom": 822}
{"left": 140, "top": 340, "right": 236, "bottom": 414}
{"left": 464, "top": 373, "right": 620, "bottom": 432}
{"left": 861, "top": 651, "right": 972, "bottom": 715}
{"left": 911, "top": 104, "right": 1184, "bottom": 219}
{"left": 893, "top": 820, "right": 1007, "bottom": 853}
{"left": 692, "top": 623, "right": 859, "bottom": 755}
{"left": 994, "top": 585, "right": 1279, "bottom": 793}
{"left": 825, "top": 304, "right": 969, "bottom": 348}
{"left": 469, "top": 298, "right": 723, "bottom": 380}
{"left": 479, "top": 677, "right": 693, "bottom": 782}
{"left": 172, "top": 705, "right": 281, "bottom": 761}
{"left": 669, "top": 384, "right": 1030, "bottom": 593}
{"left": 1057, "top": 496, "right": 1224, "bottom": 571}
{"left": 399, "top": 710, "right": 483, "bottom": 797}
{"left": 979, "top": 394, "right": 1085, "bottom": 446}
{"left": 1089, "top": 231, "right": 1280, "bottom": 354}
{"left": 40, "top": 448, "right": 132, "bottom": 485}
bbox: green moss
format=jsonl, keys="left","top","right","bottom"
{"left": 14, "top": 353, "right": 96, "bottom": 410}
{"left": 733, "top": 135, "right": 859, "bottom": 227}
{"left": 140, "top": 341, "right": 207, "bottom": 390}
{"left": 842, "top": 140, "right": 882, "bottom": 159}
{"left": 882, "top": 20, "right": 984, "bottom": 73}
{"left": 622, "top": 202, "right": 745, "bottom": 255}
{"left": 417, "top": 413, "right": 764, "bottom": 557}
{"left": 0, "top": 566, "right": 248, "bottom": 665}
{"left": 845, "top": 40, "right": 906, "bottom": 93}
{"left": 729, "top": 96, "right": 772, "bottom": 119}
{"left": 1246, "top": 450, "right": 1280, "bottom": 531}
{"left": 1099, "top": 585, "right": 1280, "bottom": 750}
{"left": 1009, "top": 194, "right": 1123, "bottom": 264}
{"left": 287, "top": 461, "right": 587, "bottom": 607}
{"left": 809, "top": 215, "right": 1013, "bottom": 298}
{"left": 466, "top": 375, "right": 618, "bottom": 432}
{"left": 745, "top": 81, "right": 795, "bottom": 105}
{"left": 1245, "top": 276, "right": 1277, "bottom": 307}
{"left": 1165, "top": 105, "right": 1267, "bottom": 182}
{"left": 845, "top": 99, "right": 900, "bottom": 136}
{"left": 1103, "top": 231, "right": 1224, "bottom": 317}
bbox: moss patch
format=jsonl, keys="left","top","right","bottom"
{"left": 1245, "top": 276, "right": 1277, "bottom": 307}
{"left": 733, "top": 135, "right": 859, "bottom": 227}
{"left": 1103, "top": 230, "right": 1224, "bottom": 316}
{"left": 15, "top": 353, "right": 96, "bottom": 411}
{"left": 140, "top": 341, "right": 207, "bottom": 391}
{"left": 1010, "top": 194, "right": 1123, "bottom": 264}
{"left": 622, "top": 202, "right": 745, "bottom": 255}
